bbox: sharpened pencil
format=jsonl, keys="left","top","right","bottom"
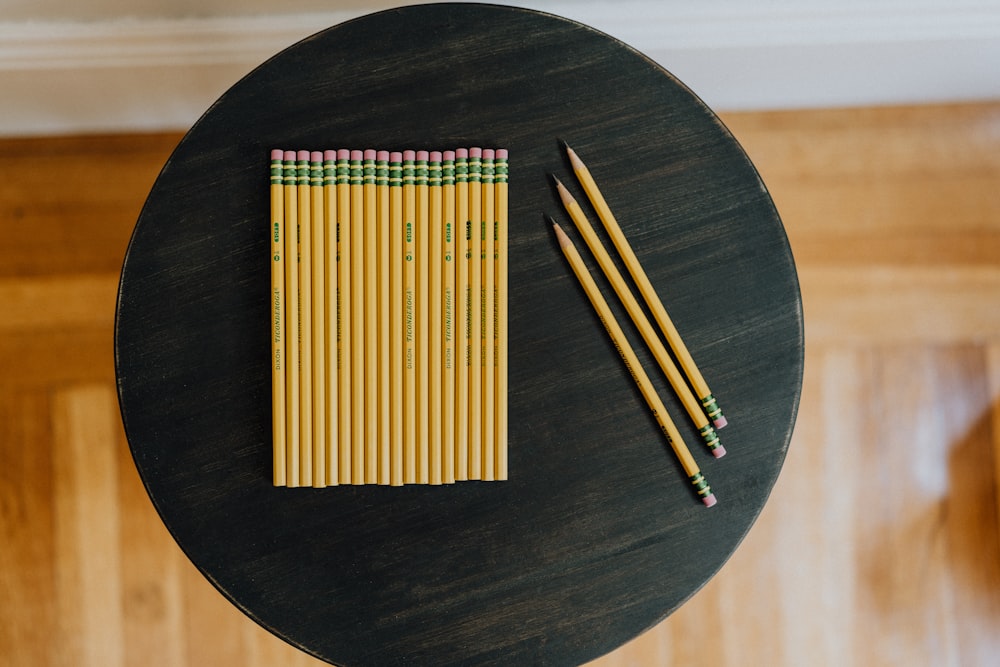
{"left": 551, "top": 220, "right": 716, "bottom": 507}
{"left": 564, "top": 143, "right": 727, "bottom": 429}
{"left": 553, "top": 176, "right": 724, "bottom": 457}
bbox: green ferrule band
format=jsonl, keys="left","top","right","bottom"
{"left": 689, "top": 473, "right": 711, "bottom": 495}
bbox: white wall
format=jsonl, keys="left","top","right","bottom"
{"left": 1, "top": 0, "right": 999, "bottom": 136}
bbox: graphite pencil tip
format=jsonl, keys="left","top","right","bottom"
{"left": 551, "top": 176, "right": 574, "bottom": 207}
{"left": 552, "top": 221, "right": 572, "bottom": 249}
{"left": 565, "top": 144, "right": 584, "bottom": 171}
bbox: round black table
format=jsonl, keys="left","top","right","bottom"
{"left": 115, "top": 5, "right": 803, "bottom": 666}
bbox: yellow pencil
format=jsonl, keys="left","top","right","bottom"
{"left": 323, "top": 150, "right": 339, "bottom": 485}
{"left": 553, "top": 177, "right": 724, "bottom": 457}
{"left": 428, "top": 152, "right": 444, "bottom": 484}
{"left": 402, "top": 150, "right": 417, "bottom": 483}
{"left": 551, "top": 220, "right": 717, "bottom": 507}
{"left": 389, "top": 152, "right": 404, "bottom": 486}
{"left": 481, "top": 149, "right": 496, "bottom": 480}
{"left": 363, "top": 149, "right": 378, "bottom": 483}
{"left": 310, "top": 151, "right": 327, "bottom": 487}
{"left": 350, "top": 150, "right": 365, "bottom": 483}
{"left": 495, "top": 149, "right": 508, "bottom": 480}
{"left": 269, "top": 150, "right": 286, "bottom": 486}
{"left": 336, "top": 149, "right": 352, "bottom": 484}
{"left": 376, "top": 150, "right": 391, "bottom": 485}
{"left": 441, "top": 150, "right": 457, "bottom": 484}
{"left": 297, "top": 150, "right": 315, "bottom": 486}
{"left": 283, "top": 152, "right": 300, "bottom": 487}
{"left": 467, "top": 147, "right": 483, "bottom": 479}
{"left": 564, "top": 144, "right": 727, "bottom": 429}
{"left": 454, "top": 148, "right": 470, "bottom": 481}
{"left": 415, "top": 150, "right": 430, "bottom": 483}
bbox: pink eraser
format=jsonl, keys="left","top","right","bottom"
{"left": 469, "top": 147, "right": 482, "bottom": 157}
{"left": 337, "top": 149, "right": 350, "bottom": 160}
{"left": 483, "top": 148, "right": 495, "bottom": 159}
{"left": 496, "top": 149, "right": 508, "bottom": 159}
{"left": 364, "top": 148, "right": 376, "bottom": 160}
{"left": 712, "top": 445, "right": 727, "bottom": 459}
{"left": 443, "top": 150, "right": 455, "bottom": 161}
{"left": 310, "top": 151, "right": 322, "bottom": 162}
{"left": 390, "top": 151, "right": 403, "bottom": 162}
{"left": 429, "top": 150, "right": 442, "bottom": 162}
{"left": 324, "top": 150, "right": 336, "bottom": 161}
{"left": 703, "top": 494, "right": 717, "bottom": 508}
{"left": 270, "top": 149, "right": 283, "bottom": 160}
{"left": 403, "top": 150, "right": 416, "bottom": 161}
{"left": 377, "top": 150, "right": 389, "bottom": 161}
{"left": 416, "top": 150, "right": 429, "bottom": 161}
{"left": 350, "top": 149, "right": 363, "bottom": 161}
{"left": 714, "top": 416, "right": 728, "bottom": 429}
{"left": 297, "top": 150, "right": 309, "bottom": 161}
{"left": 456, "top": 148, "right": 468, "bottom": 158}
{"left": 283, "top": 150, "right": 296, "bottom": 161}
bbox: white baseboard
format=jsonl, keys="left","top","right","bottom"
{"left": 2, "top": 3, "right": 999, "bottom": 136}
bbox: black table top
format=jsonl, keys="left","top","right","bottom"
{"left": 115, "top": 4, "right": 803, "bottom": 666}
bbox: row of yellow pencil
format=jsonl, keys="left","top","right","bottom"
{"left": 269, "top": 147, "right": 508, "bottom": 487}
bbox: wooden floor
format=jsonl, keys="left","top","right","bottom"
{"left": 2, "top": 103, "right": 999, "bottom": 666}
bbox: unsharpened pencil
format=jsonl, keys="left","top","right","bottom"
{"left": 336, "top": 149, "right": 352, "bottom": 484}
{"left": 467, "top": 147, "right": 483, "bottom": 479}
{"left": 495, "top": 148, "right": 508, "bottom": 480}
{"left": 323, "top": 150, "right": 339, "bottom": 484}
{"left": 481, "top": 149, "right": 496, "bottom": 481}
{"left": 283, "top": 151, "right": 300, "bottom": 487}
{"left": 270, "top": 150, "right": 286, "bottom": 486}
{"left": 389, "top": 152, "right": 404, "bottom": 485}
{"left": 454, "top": 148, "right": 470, "bottom": 481}
{"left": 442, "top": 150, "right": 457, "bottom": 484}
{"left": 377, "top": 150, "right": 391, "bottom": 484}
{"left": 428, "top": 151, "right": 444, "bottom": 484}
{"left": 363, "top": 149, "right": 378, "bottom": 484}
{"left": 310, "top": 151, "right": 327, "bottom": 486}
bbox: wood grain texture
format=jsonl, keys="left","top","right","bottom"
{"left": 1, "top": 60, "right": 999, "bottom": 667}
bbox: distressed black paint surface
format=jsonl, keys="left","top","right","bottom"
{"left": 115, "top": 5, "right": 802, "bottom": 666}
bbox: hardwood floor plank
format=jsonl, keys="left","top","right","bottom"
{"left": 51, "top": 384, "right": 125, "bottom": 667}
{"left": 800, "top": 265, "right": 1000, "bottom": 344}
{"left": 0, "top": 389, "right": 58, "bottom": 667}
{"left": 990, "top": 344, "right": 1000, "bottom": 544}
{"left": 0, "top": 329, "right": 115, "bottom": 388}
{"left": 2, "top": 274, "right": 118, "bottom": 331}
{"left": 0, "top": 133, "right": 181, "bottom": 278}
{"left": 720, "top": 103, "right": 1000, "bottom": 181}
